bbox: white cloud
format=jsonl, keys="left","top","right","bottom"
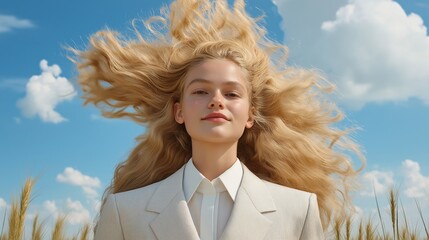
{"left": 0, "top": 14, "right": 34, "bottom": 33}
{"left": 360, "top": 170, "right": 394, "bottom": 196}
{"left": 274, "top": 0, "right": 429, "bottom": 109}
{"left": 43, "top": 200, "right": 59, "bottom": 219}
{"left": 82, "top": 186, "right": 99, "bottom": 199}
{"left": 57, "top": 167, "right": 101, "bottom": 200}
{"left": 57, "top": 167, "right": 101, "bottom": 188}
{"left": 402, "top": 159, "right": 429, "bottom": 199}
{"left": 65, "top": 198, "right": 91, "bottom": 225}
{"left": 42, "top": 199, "right": 91, "bottom": 225}
{"left": 0, "top": 197, "right": 7, "bottom": 209}
{"left": 17, "top": 59, "right": 77, "bottom": 124}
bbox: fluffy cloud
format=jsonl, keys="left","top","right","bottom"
{"left": 402, "top": 159, "right": 429, "bottom": 199}
{"left": 43, "top": 200, "right": 59, "bottom": 218}
{"left": 0, "top": 197, "right": 7, "bottom": 209}
{"left": 42, "top": 199, "right": 91, "bottom": 225}
{"left": 17, "top": 60, "right": 76, "bottom": 123}
{"left": 57, "top": 167, "right": 101, "bottom": 200}
{"left": 66, "top": 198, "right": 91, "bottom": 225}
{"left": 0, "top": 14, "right": 34, "bottom": 33}
{"left": 274, "top": 0, "right": 429, "bottom": 109}
{"left": 57, "top": 167, "right": 101, "bottom": 188}
{"left": 360, "top": 170, "right": 394, "bottom": 196}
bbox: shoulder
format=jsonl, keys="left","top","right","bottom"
{"left": 113, "top": 180, "right": 162, "bottom": 203}
{"left": 101, "top": 180, "right": 163, "bottom": 222}
{"left": 262, "top": 180, "right": 313, "bottom": 200}
{"left": 106, "top": 166, "right": 184, "bottom": 212}
{"left": 96, "top": 175, "right": 176, "bottom": 240}
{"left": 261, "top": 180, "right": 317, "bottom": 214}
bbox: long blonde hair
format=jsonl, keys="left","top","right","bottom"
{"left": 72, "top": 0, "right": 364, "bottom": 228}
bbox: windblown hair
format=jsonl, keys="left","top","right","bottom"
{"left": 72, "top": 0, "right": 364, "bottom": 229}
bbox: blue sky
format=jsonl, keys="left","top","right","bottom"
{"left": 1, "top": 0, "right": 428, "bottom": 237}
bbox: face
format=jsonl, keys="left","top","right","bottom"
{"left": 174, "top": 59, "right": 254, "bottom": 145}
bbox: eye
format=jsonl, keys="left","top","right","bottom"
{"left": 225, "top": 92, "right": 240, "bottom": 98}
{"left": 192, "top": 90, "right": 208, "bottom": 95}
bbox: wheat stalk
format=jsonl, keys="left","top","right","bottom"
{"left": 1, "top": 207, "right": 7, "bottom": 239}
{"left": 345, "top": 215, "right": 351, "bottom": 240}
{"left": 334, "top": 217, "right": 342, "bottom": 240}
{"left": 399, "top": 226, "right": 407, "bottom": 240}
{"left": 366, "top": 217, "right": 376, "bottom": 240}
{"left": 51, "top": 215, "right": 66, "bottom": 240}
{"left": 7, "top": 196, "right": 19, "bottom": 240}
{"left": 399, "top": 200, "right": 410, "bottom": 240}
{"left": 71, "top": 223, "right": 91, "bottom": 240}
{"left": 374, "top": 185, "right": 387, "bottom": 238}
{"left": 389, "top": 188, "right": 398, "bottom": 240}
{"left": 31, "top": 214, "right": 44, "bottom": 240}
{"left": 415, "top": 199, "right": 429, "bottom": 239}
{"left": 79, "top": 223, "right": 90, "bottom": 240}
{"left": 357, "top": 219, "right": 364, "bottom": 240}
{"left": 19, "top": 179, "right": 34, "bottom": 239}
{"left": 7, "top": 178, "right": 34, "bottom": 240}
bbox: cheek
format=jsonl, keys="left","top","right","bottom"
{"left": 230, "top": 101, "right": 250, "bottom": 119}
{"left": 186, "top": 98, "right": 205, "bottom": 109}
{"left": 183, "top": 99, "right": 205, "bottom": 118}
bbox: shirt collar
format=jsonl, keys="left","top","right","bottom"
{"left": 183, "top": 158, "right": 243, "bottom": 202}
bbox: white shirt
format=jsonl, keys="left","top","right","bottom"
{"left": 183, "top": 159, "right": 243, "bottom": 240}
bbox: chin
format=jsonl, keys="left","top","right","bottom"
{"left": 194, "top": 135, "right": 242, "bottom": 144}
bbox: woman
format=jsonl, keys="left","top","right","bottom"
{"left": 73, "top": 0, "right": 363, "bottom": 239}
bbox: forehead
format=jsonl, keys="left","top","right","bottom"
{"left": 184, "top": 59, "right": 247, "bottom": 88}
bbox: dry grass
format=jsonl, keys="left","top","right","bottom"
{"left": 416, "top": 200, "right": 429, "bottom": 239}
{"left": 1, "top": 179, "right": 429, "bottom": 239}
{"left": 51, "top": 215, "right": 67, "bottom": 240}
{"left": 335, "top": 217, "right": 343, "bottom": 240}
{"left": 32, "top": 214, "right": 45, "bottom": 240}
{"left": 374, "top": 185, "right": 387, "bottom": 238}
{"left": 345, "top": 215, "right": 352, "bottom": 240}
{"left": 0, "top": 179, "right": 94, "bottom": 240}
{"left": 70, "top": 223, "right": 90, "bottom": 240}
{"left": 79, "top": 223, "right": 90, "bottom": 240}
{"left": 389, "top": 188, "right": 398, "bottom": 240}
{"left": 1, "top": 207, "right": 7, "bottom": 240}
{"left": 7, "top": 178, "right": 34, "bottom": 240}
{"left": 357, "top": 220, "right": 364, "bottom": 240}
{"left": 365, "top": 217, "right": 376, "bottom": 240}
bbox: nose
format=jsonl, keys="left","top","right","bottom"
{"left": 208, "top": 92, "right": 224, "bottom": 109}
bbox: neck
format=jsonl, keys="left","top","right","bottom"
{"left": 191, "top": 140, "right": 238, "bottom": 181}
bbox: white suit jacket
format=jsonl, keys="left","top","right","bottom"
{"left": 95, "top": 163, "right": 325, "bottom": 240}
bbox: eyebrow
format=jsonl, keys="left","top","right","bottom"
{"left": 186, "top": 78, "right": 247, "bottom": 91}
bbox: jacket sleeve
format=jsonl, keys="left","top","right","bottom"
{"left": 299, "top": 193, "right": 325, "bottom": 240}
{"left": 94, "top": 194, "right": 125, "bottom": 240}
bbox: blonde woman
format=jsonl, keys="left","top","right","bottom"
{"left": 73, "top": 0, "right": 363, "bottom": 239}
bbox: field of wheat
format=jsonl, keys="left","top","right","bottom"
{"left": 1, "top": 178, "right": 428, "bottom": 240}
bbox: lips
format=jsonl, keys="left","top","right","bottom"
{"left": 201, "top": 112, "right": 229, "bottom": 121}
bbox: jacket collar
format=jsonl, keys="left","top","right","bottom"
{"left": 220, "top": 164, "right": 276, "bottom": 239}
{"left": 147, "top": 163, "right": 276, "bottom": 240}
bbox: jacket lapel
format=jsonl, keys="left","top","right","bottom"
{"left": 147, "top": 167, "right": 199, "bottom": 240}
{"left": 220, "top": 163, "right": 276, "bottom": 240}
